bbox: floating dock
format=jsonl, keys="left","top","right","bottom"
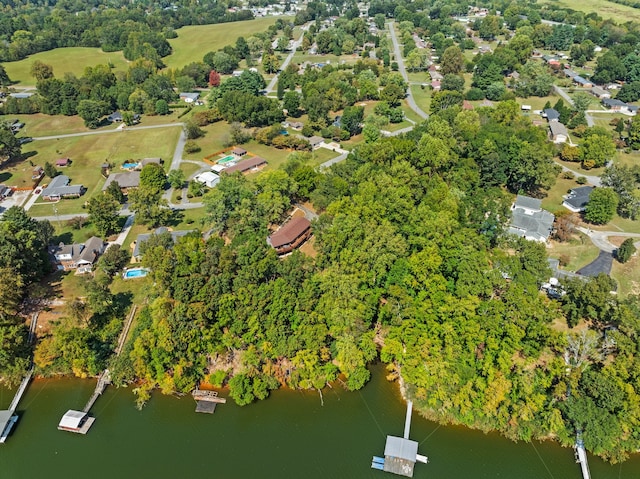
{"left": 192, "top": 389, "right": 226, "bottom": 414}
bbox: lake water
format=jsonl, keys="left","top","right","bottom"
{"left": 1, "top": 363, "right": 638, "bottom": 478}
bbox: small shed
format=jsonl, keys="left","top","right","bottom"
{"left": 56, "top": 158, "right": 71, "bottom": 167}
{"left": 231, "top": 147, "right": 247, "bottom": 157}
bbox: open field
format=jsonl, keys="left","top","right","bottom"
{"left": 2, "top": 114, "right": 97, "bottom": 137}
{"left": 410, "top": 84, "right": 431, "bottom": 114}
{"left": 3, "top": 48, "right": 129, "bottom": 86}
{"left": 21, "top": 127, "right": 180, "bottom": 215}
{"left": 616, "top": 151, "right": 640, "bottom": 168}
{"left": 540, "top": 0, "right": 640, "bottom": 24}
{"left": 164, "top": 18, "right": 280, "bottom": 70}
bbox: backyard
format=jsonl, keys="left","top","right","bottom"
{"left": 22, "top": 127, "right": 181, "bottom": 215}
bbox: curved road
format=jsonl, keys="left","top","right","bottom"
{"left": 577, "top": 226, "right": 640, "bottom": 253}
{"left": 387, "top": 22, "right": 429, "bottom": 120}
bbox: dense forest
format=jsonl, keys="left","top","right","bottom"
{"left": 87, "top": 102, "right": 638, "bottom": 463}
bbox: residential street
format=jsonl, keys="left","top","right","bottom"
{"left": 387, "top": 22, "right": 429, "bottom": 119}
{"left": 265, "top": 23, "right": 309, "bottom": 94}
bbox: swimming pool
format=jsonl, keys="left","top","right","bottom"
{"left": 123, "top": 267, "right": 150, "bottom": 279}
{"left": 218, "top": 155, "right": 236, "bottom": 164}
{"left": 122, "top": 162, "right": 139, "bottom": 169}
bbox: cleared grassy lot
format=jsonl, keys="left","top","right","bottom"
{"left": 164, "top": 18, "right": 280, "bottom": 70}
{"left": 21, "top": 127, "right": 180, "bottom": 215}
{"left": 540, "top": 0, "right": 640, "bottom": 23}
{"left": 548, "top": 235, "right": 601, "bottom": 272}
{"left": 2, "top": 48, "right": 129, "bottom": 85}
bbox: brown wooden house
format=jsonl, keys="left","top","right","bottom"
{"left": 267, "top": 217, "right": 312, "bottom": 255}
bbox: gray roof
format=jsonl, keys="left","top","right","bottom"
{"left": 41, "top": 175, "right": 84, "bottom": 198}
{"left": 308, "top": 135, "right": 325, "bottom": 146}
{"left": 384, "top": 436, "right": 418, "bottom": 462}
{"left": 563, "top": 186, "right": 594, "bottom": 210}
{"left": 77, "top": 236, "right": 105, "bottom": 264}
{"left": 573, "top": 75, "right": 591, "bottom": 85}
{"left": 591, "top": 86, "right": 608, "bottom": 96}
{"left": 59, "top": 410, "right": 86, "bottom": 429}
{"left": 603, "top": 98, "right": 626, "bottom": 108}
{"left": 510, "top": 208, "right": 555, "bottom": 242}
{"left": 133, "top": 228, "right": 193, "bottom": 258}
{"left": 102, "top": 171, "right": 141, "bottom": 190}
{"left": 108, "top": 111, "right": 123, "bottom": 121}
{"left": 549, "top": 121, "right": 568, "bottom": 137}
{"left": 544, "top": 108, "right": 560, "bottom": 121}
{"left": 180, "top": 92, "right": 200, "bottom": 100}
{"left": 514, "top": 195, "right": 542, "bottom": 211}
{"left": 0, "top": 409, "right": 15, "bottom": 437}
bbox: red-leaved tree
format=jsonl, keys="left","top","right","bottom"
{"left": 209, "top": 70, "right": 221, "bottom": 87}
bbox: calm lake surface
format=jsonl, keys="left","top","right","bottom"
{"left": 0, "top": 363, "right": 638, "bottom": 478}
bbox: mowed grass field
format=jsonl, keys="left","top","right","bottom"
{"left": 2, "top": 48, "right": 129, "bottom": 86}
{"left": 164, "top": 17, "right": 280, "bottom": 70}
{"left": 540, "top": 0, "right": 640, "bottom": 23}
{"left": 17, "top": 127, "right": 181, "bottom": 215}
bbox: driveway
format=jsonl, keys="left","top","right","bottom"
{"left": 577, "top": 250, "right": 614, "bottom": 277}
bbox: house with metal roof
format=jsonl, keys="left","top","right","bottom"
{"left": 41, "top": 175, "right": 84, "bottom": 201}
{"left": 179, "top": 92, "right": 200, "bottom": 103}
{"left": 267, "top": 216, "right": 312, "bottom": 255}
{"left": 543, "top": 108, "right": 560, "bottom": 121}
{"left": 509, "top": 195, "right": 555, "bottom": 242}
{"left": 563, "top": 186, "right": 595, "bottom": 212}
{"left": 590, "top": 86, "right": 610, "bottom": 99}
{"left": 194, "top": 171, "right": 220, "bottom": 188}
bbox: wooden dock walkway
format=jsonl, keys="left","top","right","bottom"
{"left": 59, "top": 304, "right": 137, "bottom": 433}
{"left": 575, "top": 433, "right": 592, "bottom": 479}
{"left": 8, "top": 368, "right": 33, "bottom": 413}
{"left": 82, "top": 369, "right": 111, "bottom": 413}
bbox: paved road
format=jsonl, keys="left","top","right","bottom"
{"left": 577, "top": 226, "right": 640, "bottom": 253}
{"left": 163, "top": 128, "right": 188, "bottom": 202}
{"left": 387, "top": 22, "right": 428, "bottom": 120}
{"left": 553, "top": 161, "right": 602, "bottom": 187}
{"left": 266, "top": 23, "right": 309, "bottom": 94}
{"left": 32, "top": 122, "right": 184, "bottom": 141}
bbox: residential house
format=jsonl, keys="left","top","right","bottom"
{"left": 8, "top": 119, "right": 24, "bottom": 132}
{"left": 55, "top": 158, "right": 71, "bottom": 167}
{"left": 222, "top": 156, "right": 267, "bottom": 174}
{"left": 549, "top": 121, "right": 569, "bottom": 144}
{"left": 543, "top": 108, "right": 560, "bottom": 121}
{"left": 305, "top": 136, "right": 324, "bottom": 150}
{"left": 41, "top": 175, "right": 84, "bottom": 201}
{"left": 563, "top": 68, "right": 578, "bottom": 79}
{"left": 572, "top": 75, "right": 592, "bottom": 88}
{"left": 107, "top": 111, "right": 123, "bottom": 122}
{"left": 590, "top": 86, "right": 610, "bottom": 99}
{"left": 267, "top": 216, "right": 312, "bottom": 255}
{"left": 179, "top": 92, "right": 200, "bottom": 103}
{"left": 50, "top": 236, "right": 105, "bottom": 271}
{"left": 602, "top": 98, "right": 638, "bottom": 115}
{"left": 102, "top": 171, "right": 141, "bottom": 194}
{"left": 431, "top": 80, "right": 441, "bottom": 91}
{"left": 132, "top": 227, "right": 193, "bottom": 261}
{"left": 509, "top": 195, "right": 555, "bottom": 243}
{"left": 562, "top": 186, "right": 595, "bottom": 212}
{"left": 194, "top": 171, "right": 220, "bottom": 188}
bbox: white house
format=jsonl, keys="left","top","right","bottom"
{"left": 179, "top": 92, "right": 200, "bottom": 103}
{"left": 194, "top": 172, "right": 220, "bottom": 188}
{"left": 549, "top": 121, "right": 569, "bottom": 144}
{"left": 509, "top": 195, "right": 555, "bottom": 243}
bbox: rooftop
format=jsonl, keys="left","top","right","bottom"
{"left": 543, "top": 108, "right": 560, "bottom": 121}
{"left": 223, "top": 156, "right": 267, "bottom": 174}
{"left": 268, "top": 217, "right": 311, "bottom": 249}
{"left": 563, "top": 186, "right": 594, "bottom": 211}
{"left": 58, "top": 410, "right": 86, "bottom": 429}
{"left": 514, "top": 195, "right": 542, "bottom": 211}
{"left": 133, "top": 227, "right": 194, "bottom": 258}
{"left": 102, "top": 171, "right": 141, "bottom": 190}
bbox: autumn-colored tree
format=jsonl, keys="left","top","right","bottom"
{"left": 208, "top": 70, "right": 221, "bottom": 87}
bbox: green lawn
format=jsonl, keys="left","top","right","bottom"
{"left": 539, "top": 0, "right": 640, "bottom": 23}
{"left": 548, "top": 234, "right": 601, "bottom": 272}
{"left": 611, "top": 254, "right": 640, "bottom": 297}
{"left": 616, "top": 151, "right": 640, "bottom": 168}
{"left": 24, "top": 127, "right": 180, "bottom": 215}
{"left": 410, "top": 84, "right": 431, "bottom": 114}
{"left": 541, "top": 177, "right": 579, "bottom": 215}
{"left": 164, "top": 18, "right": 280, "bottom": 70}
{"left": 3, "top": 114, "right": 96, "bottom": 137}
{"left": 555, "top": 158, "right": 605, "bottom": 178}
{"left": 291, "top": 52, "right": 362, "bottom": 67}
{"left": 2, "top": 48, "right": 129, "bottom": 86}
